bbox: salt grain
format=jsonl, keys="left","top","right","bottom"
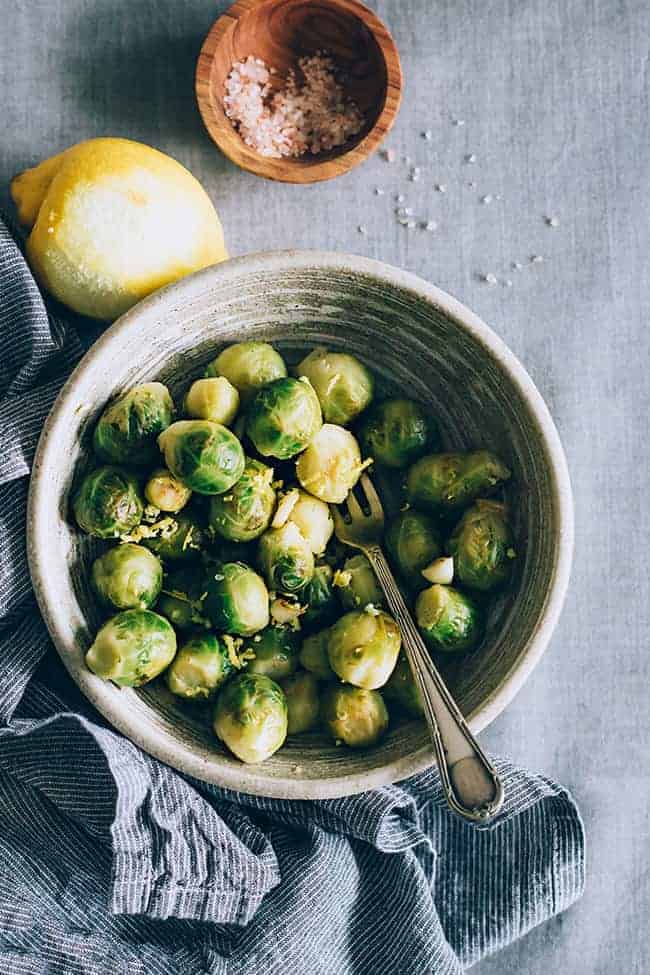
{"left": 465, "top": 153, "right": 476, "bottom": 163}
{"left": 546, "top": 215, "right": 560, "bottom": 227}
{"left": 435, "top": 183, "right": 447, "bottom": 193}
{"left": 481, "top": 194, "right": 493, "bottom": 204}
{"left": 512, "top": 261, "right": 523, "bottom": 271}
{"left": 452, "top": 119, "right": 466, "bottom": 126}
{"left": 504, "top": 279, "right": 513, "bottom": 288}
{"left": 531, "top": 255, "right": 544, "bottom": 264}
{"left": 423, "top": 220, "right": 437, "bottom": 231}
{"left": 422, "top": 130, "right": 433, "bottom": 140}
{"left": 395, "top": 193, "right": 405, "bottom": 203}
{"left": 483, "top": 273, "right": 498, "bottom": 285}
{"left": 358, "top": 225, "right": 367, "bottom": 235}
{"left": 374, "top": 187, "right": 385, "bottom": 195}
{"left": 382, "top": 148, "right": 396, "bottom": 162}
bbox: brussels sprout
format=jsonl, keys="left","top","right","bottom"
{"left": 166, "top": 633, "right": 233, "bottom": 700}
{"left": 301, "top": 564, "right": 338, "bottom": 629}
{"left": 258, "top": 522, "right": 315, "bottom": 596}
{"left": 327, "top": 609, "right": 401, "bottom": 690}
{"left": 415, "top": 584, "right": 482, "bottom": 653}
{"left": 245, "top": 378, "right": 322, "bottom": 460}
{"left": 242, "top": 624, "right": 300, "bottom": 680}
{"left": 184, "top": 377, "right": 240, "bottom": 425}
{"left": 85, "top": 609, "right": 176, "bottom": 687}
{"left": 336, "top": 554, "right": 384, "bottom": 611}
{"left": 283, "top": 489, "right": 333, "bottom": 554}
{"left": 406, "top": 450, "right": 511, "bottom": 513}
{"left": 91, "top": 543, "right": 162, "bottom": 611}
{"left": 157, "top": 566, "right": 210, "bottom": 630}
{"left": 385, "top": 510, "right": 442, "bottom": 590}
{"left": 295, "top": 347, "right": 373, "bottom": 426}
{"left": 295, "top": 424, "right": 366, "bottom": 503}
{"left": 213, "top": 673, "right": 287, "bottom": 763}
{"left": 93, "top": 382, "right": 174, "bottom": 466}
{"left": 204, "top": 561, "right": 269, "bottom": 636}
{"left": 383, "top": 653, "right": 424, "bottom": 716}
{"left": 321, "top": 685, "right": 388, "bottom": 748}
{"left": 282, "top": 671, "right": 320, "bottom": 734}
{"left": 141, "top": 509, "right": 205, "bottom": 562}
{"left": 208, "top": 458, "right": 276, "bottom": 542}
{"left": 158, "top": 420, "right": 245, "bottom": 495}
{"left": 358, "top": 398, "right": 438, "bottom": 469}
{"left": 73, "top": 466, "right": 143, "bottom": 539}
{"left": 144, "top": 468, "right": 192, "bottom": 513}
{"left": 299, "top": 628, "right": 335, "bottom": 680}
{"left": 206, "top": 342, "right": 287, "bottom": 403}
{"left": 448, "top": 499, "right": 515, "bottom": 591}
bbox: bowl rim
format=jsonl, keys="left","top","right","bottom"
{"left": 27, "top": 250, "right": 574, "bottom": 799}
{"left": 195, "top": 0, "right": 403, "bottom": 184}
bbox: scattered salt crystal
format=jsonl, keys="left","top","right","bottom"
{"left": 374, "top": 187, "right": 385, "bottom": 195}
{"left": 465, "top": 153, "right": 476, "bottom": 163}
{"left": 382, "top": 148, "right": 396, "bottom": 162}
{"left": 531, "top": 255, "right": 544, "bottom": 264}
{"left": 481, "top": 194, "right": 493, "bottom": 204}
{"left": 435, "top": 183, "right": 447, "bottom": 193}
{"left": 452, "top": 119, "right": 466, "bottom": 126}
{"left": 404, "top": 155, "right": 412, "bottom": 164}
{"left": 358, "top": 225, "right": 367, "bottom": 235}
{"left": 409, "top": 167, "right": 421, "bottom": 182}
{"left": 422, "top": 220, "right": 437, "bottom": 231}
{"left": 406, "top": 220, "right": 416, "bottom": 229}
{"left": 467, "top": 180, "right": 476, "bottom": 188}
{"left": 504, "top": 279, "right": 514, "bottom": 288}
{"left": 546, "top": 216, "right": 560, "bottom": 227}
{"left": 495, "top": 194, "right": 502, "bottom": 201}
{"left": 395, "top": 193, "right": 405, "bottom": 203}
{"left": 483, "top": 273, "right": 498, "bottom": 285}
{"left": 47, "top": 227, "right": 54, "bottom": 234}
{"left": 512, "top": 261, "right": 523, "bottom": 270}
{"left": 422, "top": 130, "right": 433, "bottom": 140}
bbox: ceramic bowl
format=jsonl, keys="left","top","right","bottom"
{"left": 27, "top": 252, "right": 573, "bottom": 799}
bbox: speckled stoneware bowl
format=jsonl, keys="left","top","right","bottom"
{"left": 27, "top": 252, "right": 573, "bottom": 799}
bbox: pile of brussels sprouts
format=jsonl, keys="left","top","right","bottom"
{"left": 74, "top": 341, "right": 516, "bottom": 764}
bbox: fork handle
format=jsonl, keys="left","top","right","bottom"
{"left": 365, "top": 545, "right": 504, "bottom": 823}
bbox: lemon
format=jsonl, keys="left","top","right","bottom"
{"left": 11, "top": 138, "right": 228, "bottom": 320}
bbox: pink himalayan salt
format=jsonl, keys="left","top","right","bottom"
{"left": 223, "top": 54, "right": 365, "bottom": 159}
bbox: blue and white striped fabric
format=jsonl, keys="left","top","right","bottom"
{"left": 0, "top": 216, "right": 585, "bottom": 975}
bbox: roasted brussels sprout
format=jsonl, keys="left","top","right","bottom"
{"left": 448, "top": 500, "right": 515, "bottom": 592}
{"left": 140, "top": 509, "right": 205, "bottom": 562}
{"left": 92, "top": 382, "right": 174, "bottom": 466}
{"left": 91, "top": 543, "right": 162, "bottom": 611}
{"left": 321, "top": 685, "right": 388, "bottom": 748}
{"left": 85, "top": 609, "right": 176, "bottom": 687}
{"left": 336, "top": 554, "right": 384, "bottom": 611}
{"left": 144, "top": 467, "right": 192, "bottom": 513}
{"left": 158, "top": 420, "right": 245, "bottom": 495}
{"left": 184, "top": 376, "right": 239, "bottom": 425}
{"left": 282, "top": 671, "right": 320, "bottom": 734}
{"left": 301, "top": 564, "right": 338, "bottom": 629}
{"left": 385, "top": 510, "right": 442, "bottom": 590}
{"left": 383, "top": 653, "right": 424, "bottom": 716}
{"left": 296, "top": 347, "right": 373, "bottom": 426}
{"left": 208, "top": 458, "right": 276, "bottom": 542}
{"left": 213, "top": 673, "right": 287, "bottom": 763}
{"left": 406, "top": 450, "right": 511, "bottom": 513}
{"left": 157, "top": 566, "right": 210, "bottom": 630}
{"left": 299, "top": 628, "right": 335, "bottom": 680}
{"left": 415, "top": 584, "right": 482, "bottom": 653}
{"left": 165, "top": 632, "right": 233, "bottom": 700}
{"left": 258, "top": 522, "right": 315, "bottom": 595}
{"left": 73, "top": 466, "right": 143, "bottom": 539}
{"left": 327, "top": 609, "right": 401, "bottom": 689}
{"left": 206, "top": 342, "right": 287, "bottom": 403}
{"left": 295, "top": 424, "right": 366, "bottom": 503}
{"left": 245, "top": 378, "right": 322, "bottom": 460}
{"left": 281, "top": 489, "right": 333, "bottom": 554}
{"left": 243, "top": 624, "right": 300, "bottom": 680}
{"left": 204, "top": 561, "right": 270, "bottom": 636}
{"left": 358, "top": 398, "right": 438, "bottom": 469}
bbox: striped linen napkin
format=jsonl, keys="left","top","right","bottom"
{"left": 0, "top": 216, "right": 584, "bottom": 975}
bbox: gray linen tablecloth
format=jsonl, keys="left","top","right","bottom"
{"left": 0, "top": 217, "right": 584, "bottom": 974}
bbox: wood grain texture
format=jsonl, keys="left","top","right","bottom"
{"left": 195, "top": 0, "right": 402, "bottom": 182}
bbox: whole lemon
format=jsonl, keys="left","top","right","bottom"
{"left": 10, "top": 138, "right": 228, "bottom": 320}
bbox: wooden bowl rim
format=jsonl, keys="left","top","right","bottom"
{"left": 195, "top": 0, "right": 403, "bottom": 183}
{"left": 27, "top": 251, "right": 574, "bottom": 799}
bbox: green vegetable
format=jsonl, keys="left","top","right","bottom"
{"left": 157, "top": 566, "right": 210, "bottom": 630}
{"left": 208, "top": 458, "right": 276, "bottom": 542}
{"left": 184, "top": 376, "right": 239, "bottom": 425}
{"left": 301, "top": 564, "right": 338, "bottom": 630}
{"left": 243, "top": 624, "right": 300, "bottom": 680}
{"left": 141, "top": 509, "right": 205, "bottom": 562}
{"left": 296, "top": 347, "right": 373, "bottom": 425}
{"left": 91, "top": 543, "right": 162, "bottom": 611}
{"left": 299, "top": 628, "right": 335, "bottom": 680}
{"left": 448, "top": 500, "right": 515, "bottom": 591}
{"left": 258, "top": 522, "right": 315, "bottom": 596}
{"left": 144, "top": 468, "right": 192, "bottom": 513}
{"left": 213, "top": 673, "right": 287, "bottom": 763}
{"left": 385, "top": 509, "right": 442, "bottom": 590}
{"left": 282, "top": 671, "right": 320, "bottom": 734}
{"left": 204, "top": 561, "right": 269, "bottom": 636}
{"left": 327, "top": 609, "right": 401, "bottom": 689}
{"left": 295, "top": 423, "right": 366, "bottom": 503}
{"left": 73, "top": 466, "right": 143, "bottom": 539}
{"left": 321, "top": 685, "right": 388, "bottom": 748}
{"left": 158, "top": 420, "right": 245, "bottom": 495}
{"left": 358, "top": 397, "right": 438, "bottom": 469}
{"left": 406, "top": 450, "right": 511, "bottom": 513}
{"left": 245, "top": 377, "right": 322, "bottom": 460}
{"left": 85, "top": 609, "right": 176, "bottom": 687}
{"left": 166, "top": 633, "right": 233, "bottom": 700}
{"left": 93, "top": 382, "right": 174, "bottom": 466}
{"left": 383, "top": 654, "right": 424, "bottom": 716}
{"left": 206, "top": 342, "right": 287, "bottom": 403}
{"left": 336, "top": 554, "right": 384, "bottom": 611}
{"left": 415, "top": 584, "right": 482, "bottom": 653}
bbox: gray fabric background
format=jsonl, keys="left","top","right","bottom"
{"left": 0, "top": 1, "right": 648, "bottom": 972}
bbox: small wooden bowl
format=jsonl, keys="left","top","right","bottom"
{"left": 195, "top": 0, "right": 402, "bottom": 183}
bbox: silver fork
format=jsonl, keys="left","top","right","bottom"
{"left": 331, "top": 474, "right": 504, "bottom": 823}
